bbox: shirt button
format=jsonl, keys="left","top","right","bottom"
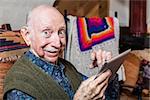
{"left": 54, "top": 72, "right": 58, "bottom": 76}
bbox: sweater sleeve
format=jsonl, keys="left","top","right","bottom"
{"left": 6, "top": 89, "right": 35, "bottom": 100}
{"left": 79, "top": 73, "right": 88, "bottom": 81}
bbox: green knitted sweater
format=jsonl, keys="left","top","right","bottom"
{"left": 3, "top": 55, "right": 82, "bottom": 100}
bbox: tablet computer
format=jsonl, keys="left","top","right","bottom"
{"left": 95, "top": 49, "right": 131, "bottom": 82}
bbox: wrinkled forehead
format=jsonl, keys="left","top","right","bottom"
{"left": 28, "top": 6, "right": 66, "bottom": 31}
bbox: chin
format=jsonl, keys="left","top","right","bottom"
{"left": 45, "top": 56, "right": 58, "bottom": 64}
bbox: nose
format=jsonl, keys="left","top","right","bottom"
{"left": 51, "top": 32, "right": 61, "bottom": 48}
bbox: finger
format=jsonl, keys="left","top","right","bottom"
{"left": 89, "top": 64, "right": 94, "bottom": 69}
{"left": 91, "top": 51, "right": 96, "bottom": 61}
{"left": 92, "top": 82, "right": 108, "bottom": 100}
{"left": 95, "top": 70, "right": 111, "bottom": 85}
{"left": 106, "top": 52, "right": 112, "bottom": 61}
{"left": 89, "top": 59, "right": 98, "bottom": 69}
{"left": 93, "top": 96, "right": 103, "bottom": 100}
{"left": 102, "top": 95, "right": 105, "bottom": 100}
{"left": 91, "top": 82, "right": 108, "bottom": 100}
{"left": 93, "top": 80, "right": 107, "bottom": 97}
{"left": 81, "top": 75, "right": 97, "bottom": 86}
{"left": 80, "top": 75, "right": 99, "bottom": 97}
{"left": 85, "top": 73, "right": 108, "bottom": 94}
{"left": 96, "top": 49, "right": 102, "bottom": 65}
{"left": 102, "top": 51, "right": 107, "bottom": 65}
{"left": 89, "top": 62, "right": 97, "bottom": 69}
{"left": 99, "top": 82, "right": 108, "bottom": 99}
{"left": 90, "top": 51, "right": 97, "bottom": 68}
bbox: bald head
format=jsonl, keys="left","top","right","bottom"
{"left": 27, "top": 5, "right": 64, "bottom": 29}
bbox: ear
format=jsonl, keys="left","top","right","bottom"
{"left": 20, "top": 26, "right": 31, "bottom": 46}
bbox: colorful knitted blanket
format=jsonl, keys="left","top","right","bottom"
{"left": 77, "top": 17, "right": 115, "bottom": 51}
{"left": 66, "top": 16, "right": 124, "bottom": 78}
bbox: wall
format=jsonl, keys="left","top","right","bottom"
{"left": 0, "top": 0, "right": 55, "bottom": 30}
{"left": 109, "top": 0, "right": 129, "bottom": 27}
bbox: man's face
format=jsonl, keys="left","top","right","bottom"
{"left": 28, "top": 10, "right": 66, "bottom": 64}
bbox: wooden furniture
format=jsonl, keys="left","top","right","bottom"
{"left": 123, "top": 53, "right": 141, "bottom": 88}
{"left": 129, "top": 0, "right": 147, "bottom": 36}
{"left": 54, "top": 0, "right": 109, "bottom": 17}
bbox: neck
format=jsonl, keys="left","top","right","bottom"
{"left": 29, "top": 48, "right": 39, "bottom": 57}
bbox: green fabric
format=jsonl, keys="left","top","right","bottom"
{"left": 3, "top": 55, "right": 82, "bottom": 100}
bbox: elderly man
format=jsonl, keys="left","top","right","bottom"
{"left": 3, "top": 5, "right": 116, "bottom": 100}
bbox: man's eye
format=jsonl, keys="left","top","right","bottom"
{"left": 42, "top": 31, "right": 51, "bottom": 38}
{"left": 44, "top": 31, "right": 48, "bottom": 35}
{"left": 58, "top": 30, "right": 65, "bottom": 37}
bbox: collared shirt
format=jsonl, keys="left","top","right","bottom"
{"left": 6, "top": 51, "right": 88, "bottom": 100}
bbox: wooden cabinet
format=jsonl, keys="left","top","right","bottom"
{"left": 54, "top": 0, "right": 109, "bottom": 17}
{"left": 129, "top": 0, "right": 147, "bottom": 36}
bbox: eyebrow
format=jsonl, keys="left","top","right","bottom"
{"left": 42, "top": 28, "right": 52, "bottom": 31}
{"left": 41, "top": 27, "right": 52, "bottom": 31}
{"left": 59, "top": 26, "right": 66, "bottom": 30}
{"left": 41, "top": 26, "right": 66, "bottom": 32}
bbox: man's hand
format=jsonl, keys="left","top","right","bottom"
{"left": 90, "top": 49, "right": 112, "bottom": 68}
{"left": 74, "top": 70, "right": 111, "bottom": 100}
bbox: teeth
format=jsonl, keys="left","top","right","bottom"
{"left": 49, "top": 51, "right": 57, "bottom": 53}
{"left": 44, "top": 48, "right": 58, "bottom": 52}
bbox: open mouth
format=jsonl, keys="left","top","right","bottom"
{"left": 49, "top": 51, "right": 58, "bottom": 53}
{"left": 44, "top": 50, "right": 59, "bottom": 57}
{"left": 43, "top": 47, "right": 60, "bottom": 57}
